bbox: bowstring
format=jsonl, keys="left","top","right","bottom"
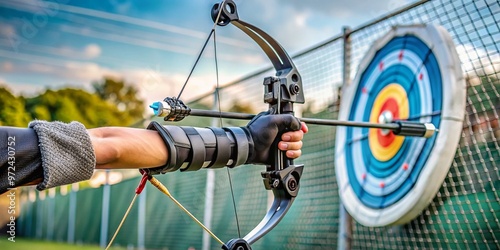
{"left": 213, "top": 30, "right": 242, "bottom": 239}
{"left": 105, "top": 194, "right": 139, "bottom": 250}
{"left": 105, "top": 172, "right": 148, "bottom": 250}
{"left": 175, "top": 0, "right": 242, "bottom": 240}
{"left": 175, "top": 0, "right": 227, "bottom": 102}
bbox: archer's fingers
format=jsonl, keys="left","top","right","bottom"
{"left": 279, "top": 141, "right": 302, "bottom": 158}
{"left": 300, "top": 122, "right": 308, "bottom": 133}
{"left": 285, "top": 149, "right": 302, "bottom": 158}
{"left": 281, "top": 129, "right": 304, "bottom": 142}
{"left": 278, "top": 141, "right": 303, "bottom": 151}
{"left": 280, "top": 122, "right": 307, "bottom": 159}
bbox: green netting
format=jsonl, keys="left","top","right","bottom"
{"left": 74, "top": 187, "right": 103, "bottom": 244}
{"left": 106, "top": 177, "right": 140, "bottom": 248}
{"left": 144, "top": 171, "right": 208, "bottom": 250}
{"left": 51, "top": 193, "right": 70, "bottom": 242}
{"left": 345, "top": 0, "right": 500, "bottom": 249}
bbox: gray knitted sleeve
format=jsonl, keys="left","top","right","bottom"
{"left": 28, "top": 121, "right": 96, "bottom": 190}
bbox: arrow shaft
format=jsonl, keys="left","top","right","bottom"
{"left": 189, "top": 109, "right": 400, "bottom": 130}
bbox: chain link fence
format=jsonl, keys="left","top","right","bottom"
{"left": 18, "top": 0, "right": 499, "bottom": 249}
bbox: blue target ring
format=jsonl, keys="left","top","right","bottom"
{"left": 335, "top": 25, "right": 466, "bottom": 226}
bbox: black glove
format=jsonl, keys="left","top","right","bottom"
{"left": 243, "top": 112, "right": 301, "bottom": 165}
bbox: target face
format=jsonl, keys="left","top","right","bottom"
{"left": 335, "top": 25, "right": 466, "bottom": 226}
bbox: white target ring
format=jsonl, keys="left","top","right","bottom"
{"left": 335, "top": 25, "right": 466, "bottom": 226}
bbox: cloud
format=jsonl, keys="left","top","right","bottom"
{"left": 456, "top": 44, "right": 500, "bottom": 85}
{"left": 27, "top": 63, "right": 53, "bottom": 73}
{"left": 0, "top": 49, "right": 117, "bottom": 85}
{"left": 4, "top": 82, "right": 45, "bottom": 96}
{"left": 120, "top": 65, "right": 244, "bottom": 109}
{"left": 232, "top": 0, "right": 338, "bottom": 53}
{"left": 83, "top": 44, "right": 101, "bottom": 58}
{"left": 1, "top": 61, "right": 14, "bottom": 72}
{"left": 0, "top": 0, "right": 252, "bottom": 49}
{"left": 62, "top": 62, "right": 118, "bottom": 82}
{"left": 0, "top": 39, "right": 102, "bottom": 60}
{"left": 109, "top": 0, "right": 132, "bottom": 15}
{"left": 59, "top": 24, "right": 197, "bottom": 56}
{"left": 232, "top": 0, "right": 416, "bottom": 53}
{"left": 4, "top": 61, "right": 118, "bottom": 85}
{"left": 276, "top": 0, "right": 412, "bottom": 19}
{"left": 0, "top": 23, "right": 16, "bottom": 39}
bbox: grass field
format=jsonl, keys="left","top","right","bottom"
{"left": 0, "top": 237, "right": 126, "bottom": 250}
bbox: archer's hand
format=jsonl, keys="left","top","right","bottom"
{"left": 280, "top": 121, "right": 308, "bottom": 158}
{"left": 245, "top": 113, "right": 308, "bottom": 165}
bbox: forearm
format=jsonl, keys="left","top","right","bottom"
{"left": 88, "top": 127, "right": 168, "bottom": 169}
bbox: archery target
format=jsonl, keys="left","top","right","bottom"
{"left": 335, "top": 25, "right": 466, "bottom": 227}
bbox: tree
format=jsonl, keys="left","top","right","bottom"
{"left": 0, "top": 86, "right": 31, "bottom": 127}
{"left": 93, "top": 77, "right": 144, "bottom": 122}
{"left": 25, "top": 88, "right": 136, "bottom": 128}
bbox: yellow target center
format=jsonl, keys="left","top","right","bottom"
{"left": 369, "top": 84, "right": 409, "bottom": 161}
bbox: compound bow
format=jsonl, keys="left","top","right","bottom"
{"left": 108, "top": 1, "right": 438, "bottom": 249}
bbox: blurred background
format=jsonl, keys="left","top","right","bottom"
{"left": 0, "top": 0, "right": 414, "bottom": 108}
{"left": 0, "top": 0, "right": 499, "bottom": 249}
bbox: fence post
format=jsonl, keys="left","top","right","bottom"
{"left": 100, "top": 170, "right": 111, "bottom": 248}
{"left": 202, "top": 88, "right": 219, "bottom": 250}
{"left": 46, "top": 188, "right": 56, "bottom": 241}
{"left": 68, "top": 183, "right": 78, "bottom": 243}
{"left": 22, "top": 191, "right": 33, "bottom": 237}
{"left": 36, "top": 191, "right": 44, "bottom": 239}
{"left": 338, "top": 26, "right": 353, "bottom": 250}
{"left": 138, "top": 185, "right": 147, "bottom": 250}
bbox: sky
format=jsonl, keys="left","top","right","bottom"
{"left": 0, "top": 0, "right": 417, "bottom": 107}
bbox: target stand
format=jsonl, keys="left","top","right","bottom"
{"left": 335, "top": 24, "right": 466, "bottom": 227}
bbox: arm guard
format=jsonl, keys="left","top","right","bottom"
{"left": 145, "top": 121, "right": 253, "bottom": 174}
